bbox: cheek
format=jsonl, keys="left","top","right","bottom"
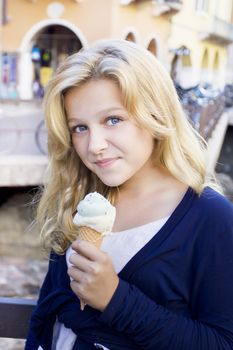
{"left": 136, "top": 141, "right": 153, "bottom": 161}
{"left": 130, "top": 129, "right": 154, "bottom": 155}
{"left": 138, "top": 136, "right": 154, "bottom": 163}
{"left": 72, "top": 137, "right": 85, "bottom": 159}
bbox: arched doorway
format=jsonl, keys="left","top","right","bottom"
{"left": 170, "top": 45, "right": 194, "bottom": 88}
{"left": 212, "top": 51, "right": 220, "bottom": 86}
{"left": 201, "top": 48, "right": 209, "bottom": 68}
{"left": 146, "top": 38, "right": 157, "bottom": 56}
{"left": 212, "top": 51, "right": 221, "bottom": 86}
{"left": 18, "top": 20, "right": 87, "bottom": 100}
{"left": 200, "top": 48, "right": 210, "bottom": 83}
{"left": 122, "top": 27, "right": 140, "bottom": 44}
{"left": 31, "top": 25, "right": 83, "bottom": 99}
{"left": 213, "top": 51, "right": 219, "bottom": 71}
{"left": 125, "top": 32, "right": 137, "bottom": 42}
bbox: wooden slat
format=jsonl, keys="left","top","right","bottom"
{"left": 0, "top": 297, "right": 36, "bottom": 339}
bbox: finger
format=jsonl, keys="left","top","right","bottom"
{"left": 71, "top": 239, "right": 104, "bottom": 261}
{"left": 69, "top": 271, "right": 92, "bottom": 302}
{"left": 69, "top": 252, "right": 90, "bottom": 272}
{"left": 70, "top": 279, "right": 86, "bottom": 301}
{"left": 67, "top": 265, "right": 84, "bottom": 282}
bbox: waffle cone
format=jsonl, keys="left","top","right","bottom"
{"left": 77, "top": 226, "right": 103, "bottom": 310}
{"left": 77, "top": 226, "right": 103, "bottom": 249}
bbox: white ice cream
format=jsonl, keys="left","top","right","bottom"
{"left": 73, "top": 192, "right": 116, "bottom": 235}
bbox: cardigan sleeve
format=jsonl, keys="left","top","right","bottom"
{"left": 24, "top": 271, "right": 52, "bottom": 350}
{"left": 99, "top": 212, "right": 233, "bottom": 349}
{"left": 99, "top": 278, "right": 233, "bottom": 350}
{"left": 24, "top": 252, "right": 56, "bottom": 350}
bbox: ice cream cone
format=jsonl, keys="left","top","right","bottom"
{"left": 73, "top": 192, "right": 116, "bottom": 311}
{"left": 77, "top": 226, "right": 103, "bottom": 249}
{"left": 77, "top": 226, "right": 103, "bottom": 310}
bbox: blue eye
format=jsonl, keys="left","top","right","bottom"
{"left": 106, "top": 117, "right": 121, "bottom": 126}
{"left": 71, "top": 125, "right": 87, "bottom": 133}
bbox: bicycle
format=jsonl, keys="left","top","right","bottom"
{"left": 0, "top": 114, "right": 48, "bottom": 155}
{"left": 34, "top": 120, "right": 48, "bottom": 155}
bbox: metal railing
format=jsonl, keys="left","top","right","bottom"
{"left": 176, "top": 82, "right": 226, "bottom": 141}
{"left": 212, "top": 16, "right": 233, "bottom": 42}
{"left": 164, "top": 0, "right": 182, "bottom": 3}
{"left": 0, "top": 297, "right": 36, "bottom": 339}
{"left": 200, "top": 16, "right": 233, "bottom": 44}
{"left": 182, "top": 94, "right": 225, "bottom": 140}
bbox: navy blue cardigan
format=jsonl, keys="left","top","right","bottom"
{"left": 25, "top": 187, "right": 233, "bottom": 349}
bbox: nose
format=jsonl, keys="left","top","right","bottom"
{"left": 88, "top": 128, "right": 108, "bottom": 154}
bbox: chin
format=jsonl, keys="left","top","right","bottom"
{"left": 99, "top": 176, "right": 126, "bottom": 188}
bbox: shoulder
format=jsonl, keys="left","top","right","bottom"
{"left": 188, "top": 188, "right": 233, "bottom": 255}
{"left": 196, "top": 187, "right": 233, "bottom": 222}
{"left": 189, "top": 187, "right": 233, "bottom": 249}
{"left": 183, "top": 187, "right": 233, "bottom": 242}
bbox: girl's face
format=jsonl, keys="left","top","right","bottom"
{"left": 65, "top": 79, "right": 155, "bottom": 188}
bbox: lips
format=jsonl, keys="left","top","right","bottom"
{"left": 95, "top": 158, "right": 119, "bottom": 168}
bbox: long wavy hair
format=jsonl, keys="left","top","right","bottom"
{"left": 37, "top": 38, "right": 220, "bottom": 254}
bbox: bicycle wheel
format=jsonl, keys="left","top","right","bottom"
{"left": 35, "top": 120, "right": 48, "bottom": 155}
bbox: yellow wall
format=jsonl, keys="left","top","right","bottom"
{"left": 169, "top": 0, "right": 232, "bottom": 86}
{"left": 2, "top": 0, "right": 171, "bottom": 56}
{"left": 2, "top": 0, "right": 114, "bottom": 51}
{"left": 112, "top": 2, "right": 170, "bottom": 44}
{"left": 0, "top": 0, "right": 179, "bottom": 100}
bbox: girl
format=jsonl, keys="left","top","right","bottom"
{"left": 25, "top": 39, "right": 233, "bottom": 350}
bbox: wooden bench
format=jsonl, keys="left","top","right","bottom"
{"left": 0, "top": 297, "right": 36, "bottom": 339}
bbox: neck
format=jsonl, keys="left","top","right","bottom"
{"left": 118, "top": 166, "right": 171, "bottom": 199}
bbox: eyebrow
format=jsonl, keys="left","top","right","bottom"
{"left": 67, "top": 107, "right": 126, "bottom": 123}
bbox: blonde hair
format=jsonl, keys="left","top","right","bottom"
{"left": 38, "top": 38, "right": 220, "bottom": 254}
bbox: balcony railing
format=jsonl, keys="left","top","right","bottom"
{"left": 152, "top": 0, "right": 182, "bottom": 16}
{"left": 119, "top": 0, "right": 182, "bottom": 11}
{"left": 200, "top": 16, "right": 233, "bottom": 45}
{"left": 119, "top": 0, "right": 149, "bottom": 5}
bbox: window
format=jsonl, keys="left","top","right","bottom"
{"left": 195, "top": 0, "right": 208, "bottom": 13}
{"left": 0, "top": 0, "right": 7, "bottom": 25}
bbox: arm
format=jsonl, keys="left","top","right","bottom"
{"left": 99, "top": 278, "right": 233, "bottom": 350}
{"left": 99, "top": 223, "right": 233, "bottom": 349}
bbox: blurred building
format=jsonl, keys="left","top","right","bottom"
{"left": 0, "top": 0, "right": 182, "bottom": 101}
{"left": 226, "top": 42, "right": 233, "bottom": 83}
{"left": 169, "top": 0, "right": 233, "bottom": 88}
{"left": 0, "top": 1, "right": 232, "bottom": 187}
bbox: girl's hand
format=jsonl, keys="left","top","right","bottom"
{"left": 67, "top": 239, "right": 119, "bottom": 311}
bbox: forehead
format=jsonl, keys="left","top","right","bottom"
{"left": 64, "top": 79, "right": 125, "bottom": 118}
{"left": 65, "top": 79, "right": 120, "bottom": 98}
